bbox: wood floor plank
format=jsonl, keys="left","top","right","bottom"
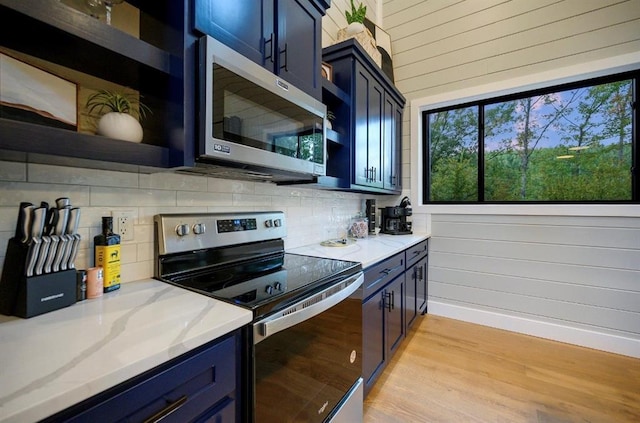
{"left": 364, "top": 315, "right": 640, "bottom": 422}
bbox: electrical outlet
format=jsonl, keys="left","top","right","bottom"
{"left": 112, "top": 210, "right": 136, "bottom": 241}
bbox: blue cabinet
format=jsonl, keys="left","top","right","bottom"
{"left": 322, "top": 39, "right": 406, "bottom": 194}
{"left": 362, "top": 252, "right": 405, "bottom": 396}
{"left": 362, "top": 240, "right": 429, "bottom": 396}
{"left": 405, "top": 240, "right": 429, "bottom": 329}
{"left": 44, "top": 331, "right": 242, "bottom": 423}
{"left": 194, "top": 0, "right": 328, "bottom": 100}
{"left": 0, "top": 0, "right": 196, "bottom": 170}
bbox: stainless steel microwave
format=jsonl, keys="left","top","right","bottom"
{"left": 196, "top": 35, "right": 327, "bottom": 182}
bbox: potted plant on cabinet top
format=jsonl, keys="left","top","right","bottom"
{"left": 345, "top": 0, "right": 367, "bottom": 35}
{"left": 86, "top": 89, "right": 151, "bottom": 143}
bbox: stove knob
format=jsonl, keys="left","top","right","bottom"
{"left": 264, "top": 219, "right": 273, "bottom": 228}
{"left": 265, "top": 285, "right": 274, "bottom": 295}
{"left": 176, "top": 224, "right": 190, "bottom": 236}
{"left": 193, "top": 223, "right": 206, "bottom": 235}
{"left": 274, "top": 282, "right": 282, "bottom": 291}
{"left": 274, "top": 218, "right": 282, "bottom": 227}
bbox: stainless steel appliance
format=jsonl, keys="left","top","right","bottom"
{"left": 193, "top": 35, "right": 327, "bottom": 183}
{"left": 380, "top": 196, "right": 413, "bottom": 235}
{"left": 154, "top": 212, "right": 364, "bottom": 422}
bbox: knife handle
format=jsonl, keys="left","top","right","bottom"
{"left": 31, "top": 207, "right": 47, "bottom": 239}
{"left": 44, "top": 236, "right": 60, "bottom": 274}
{"left": 55, "top": 208, "right": 70, "bottom": 236}
{"left": 18, "top": 204, "right": 35, "bottom": 244}
{"left": 34, "top": 236, "right": 52, "bottom": 276}
{"left": 66, "top": 208, "right": 80, "bottom": 235}
{"left": 55, "top": 197, "right": 71, "bottom": 209}
{"left": 65, "top": 234, "right": 81, "bottom": 270}
{"left": 25, "top": 238, "right": 42, "bottom": 277}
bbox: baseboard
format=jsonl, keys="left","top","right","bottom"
{"left": 428, "top": 301, "right": 640, "bottom": 359}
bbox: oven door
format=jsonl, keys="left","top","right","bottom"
{"left": 252, "top": 272, "right": 363, "bottom": 423}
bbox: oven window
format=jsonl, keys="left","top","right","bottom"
{"left": 212, "top": 64, "right": 324, "bottom": 164}
{"left": 254, "top": 296, "right": 362, "bottom": 422}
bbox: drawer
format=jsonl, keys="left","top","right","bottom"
{"left": 363, "top": 251, "right": 405, "bottom": 299}
{"left": 62, "top": 334, "right": 237, "bottom": 423}
{"left": 405, "top": 239, "right": 428, "bottom": 268}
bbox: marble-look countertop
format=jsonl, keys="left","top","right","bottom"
{"left": 288, "top": 233, "right": 430, "bottom": 268}
{"left": 0, "top": 233, "right": 429, "bottom": 422}
{"left": 0, "top": 279, "right": 252, "bottom": 423}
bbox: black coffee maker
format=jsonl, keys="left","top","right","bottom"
{"left": 380, "top": 197, "right": 412, "bottom": 235}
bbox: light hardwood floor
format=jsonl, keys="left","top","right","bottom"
{"left": 364, "top": 315, "right": 640, "bottom": 422}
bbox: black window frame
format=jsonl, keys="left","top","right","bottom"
{"left": 422, "top": 70, "right": 639, "bottom": 204}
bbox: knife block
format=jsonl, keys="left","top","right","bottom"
{"left": 0, "top": 238, "right": 77, "bottom": 318}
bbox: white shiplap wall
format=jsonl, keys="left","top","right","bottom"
{"left": 382, "top": 0, "right": 640, "bottom": 357}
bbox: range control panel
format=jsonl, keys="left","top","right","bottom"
{"left": 155, "top": 211, "right": 286, "bottom": 256}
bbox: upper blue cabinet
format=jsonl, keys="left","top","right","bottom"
{"left": 194, "top": 0, "right": 329, "bottom": 100}
{"left": 0, "top": 0, "right": 196, "bottom": 170}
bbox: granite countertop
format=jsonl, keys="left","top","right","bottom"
{"left": 288, "top": 233, "right": 430, "bottom": 268}
{"left": 0, "top": 279, "right": 252, "bottom": 423}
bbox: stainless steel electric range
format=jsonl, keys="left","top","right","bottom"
{"left": 154, "top": 211, "right": 364, "bottom": 423}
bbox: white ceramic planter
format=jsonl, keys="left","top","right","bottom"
{"left": 345, "top": 22, "right": 365, "bottom": 36}
{"left": 97, "top": 112, "right": 143, "bottom": 143}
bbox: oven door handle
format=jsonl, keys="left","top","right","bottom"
{"left": 253, "top": 272, "right": 363, "bottom": 344}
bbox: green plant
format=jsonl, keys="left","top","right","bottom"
{"left": 326, "top": 110, "right": 336, "bottom": 121}
{"left": 86, "top": 89, "right": 151, "bottom": 121}
{"left": 345, "top": 0, "right": 367, "bottom": 24}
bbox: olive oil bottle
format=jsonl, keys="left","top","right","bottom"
{"left": 94, "top": 216, "right": 121, "bottom": 293}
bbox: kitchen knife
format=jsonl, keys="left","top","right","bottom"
{"left": 65, "top": 208, "right": 81, "bottom": 270}
{"left": 52, "top": 207, "right": 70, "bottom": 273}
{"left": 15, "top": 203, "right": 34, "bottom": 244}
{"left": 42, "top": 207, "right": 60, "bottom": 274}
{"left": 24, "top": 207, "right": 46, "bottom": 277}
{"left": 55, "top": 197, "right": 71, "bottom": 209}
{"left": 60, "top": 208, "right": 79, "bottom": 271}
{"left": 34, "top": 235, "right": 52, "bottom": 276}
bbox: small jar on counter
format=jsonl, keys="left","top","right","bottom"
{"left": 349, "top": 215, "right": 369, "bottom": 239}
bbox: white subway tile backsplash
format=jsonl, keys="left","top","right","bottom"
{"left": 232, "top": 193, "right": 273, "bottom": 207}
{"left": 28, "top": 163, "right": 139, "bottom": 188}
{"left": 0, "top": 161, "right": 26, "bottom": 182}
{"left": 0, "top": 163, "right": 393, "bottom": 283}
{"left": 139, "top": 172, "right": 208, "bottom": 191}
{"left": 90, "top": 187, "right": 176, "bottom": 207}
{"left": 177, "top": 191, "right": 233, "bottom": 207}
{"left": 120, "top": 243, "right": 138, "bottom": 264}
{"left": 0, "top": 181, "right": 90, "bottom": 207}
{"left": 136, "top": 242, "right": 154, "bottom": 262}
{"left": 208, "top": 178, "right": 255, "bottom": 194}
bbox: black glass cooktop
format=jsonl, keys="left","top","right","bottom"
{"left": 163, "top": 253, "right": 361, "bottom": 318}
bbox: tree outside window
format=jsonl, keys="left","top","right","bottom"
{"left": 425, "top": 75, "right": 635, "bottom": 203}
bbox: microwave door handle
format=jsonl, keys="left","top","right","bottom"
{"left": 254, "top": 273, "right": 363, "bottom": 344}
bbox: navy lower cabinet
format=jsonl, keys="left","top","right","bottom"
{"left": 405, "top": 240, "right": 429, "bottom": 330}
{"left": 44, "top": 330, "right": 242, "bottom": 423}
{"left": 362, "top": 240, "right": 430, "bottom": 396}
{"left": 362, "top": 252, "right": 405, "bottom": 396}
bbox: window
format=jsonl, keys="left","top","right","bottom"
{"left": 423, "top": 72, "right": 638, "bottom": 203}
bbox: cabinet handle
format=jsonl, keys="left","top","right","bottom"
{"left": 280, "top": 42, "right": 288, "bottom": 71}
{"left": 418, "top": 266, "right": 424, "bottom": 280}
{"left": 372, "top": 167, "right": 377, "bottom": 181}
{"left": 265, "top": 33, "right": 274, "bottom": 63}
{"left": 390, "top": 290, "right": 395, "bottom": 310}
{"left": 143, "top": 395, "right": 188, "bottom": 423}
{"left": 386, "top": 291, "right": 393, "bottom": 312}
